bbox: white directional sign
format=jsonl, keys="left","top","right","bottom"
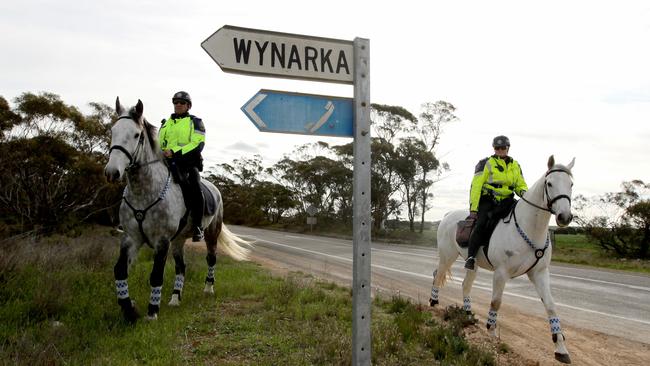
{"left": 201, "top": 25, "right": 354, "bottom": 84}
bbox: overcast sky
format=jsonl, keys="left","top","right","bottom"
{"left": 2, "top": 0, "right": 649, "bottom": 221}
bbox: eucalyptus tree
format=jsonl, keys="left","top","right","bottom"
{"left": 394, "top": 137, "right": 438, "bottom": 231}
{"left": 0, "top": 92, "right": 117, "bottom": 234}
{"left": 368, "top": 104, "right": 417, "bottom": 230}
{"left": 575, "top": 180, "right": 650, "bottom": 259}
{"left": 415, "top": 101, "right": 457, "bottom": 232}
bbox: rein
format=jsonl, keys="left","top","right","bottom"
{"left": 110, "top": 115, "right": 169, "bottom": 248}
{"left": 512, "top": 167, "right": 571, "bottom": 274}
{"left": 519, "top": 168, "right": 572, "bottom": 214}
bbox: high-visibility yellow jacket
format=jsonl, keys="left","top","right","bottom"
{"left": 469, "top": 155, "right": 528, "bottom": 211}
{"left": 159, "top": 114, "right": 205, "bottom": 157}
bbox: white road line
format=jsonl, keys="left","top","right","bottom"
{"left": 551, "top": 273, "right": 650, "bottom": 292}
{"left": 249, "top": 236, "right": 650, "bottom": 326}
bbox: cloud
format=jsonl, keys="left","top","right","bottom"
{"left": 225, "top": 141, "right": 260, "bottom": 153}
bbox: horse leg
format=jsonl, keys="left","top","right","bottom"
{"left": 114, "top": 237, "right": 140, "bottom": 323}
{"left": 429, "top": 250, "right": 459, "bottom": 307}
{"left": 146, "top": 239, "right": 170, "bottom": 320}
{"left": 168, "top": 240, "right": 186, "bottom": 306}
{"left": 462, "top": 268, "right": 478, "bottom": 315}
{"left": 203, "top": 219, "right": 220, "bottom": 294}
{"left": 486, "top": 268, "right": 508, "bottom": 337}
{"left": 528, "top": 268, "right": 572, "bottom": 364}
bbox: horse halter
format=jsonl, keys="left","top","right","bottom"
{"left": 521, "top": 168, "right": 572, "bottom": 215}
{"left": 108, "top": 115, "right": 157, "bottom": 171}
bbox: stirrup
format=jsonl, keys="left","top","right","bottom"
{"left": 192, "top": 226, "right": 204, "bottom": 242}
{"left": 464, "top": 257, "right": 476, "bottom": 270}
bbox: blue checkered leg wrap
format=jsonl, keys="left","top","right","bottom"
{"left": 207, "top": 266, "right": 215, "bottom": 280}
{"left": 549, "top": 316, "right": 562, "bottom": 334}
{"left": 430, "top": 287, "right": 439, "bottom": 301}
{"left": 487, "top": 310, "right": 498, "bottom": 326}
{"left": 115, "top": 280, "right": 129, "bottom": 299}
{"left": 149, "top": 286, "right": 162, "bottom": 306}
{"left": 463, "top": 296, "right": 472, "bottom": 312}
{"left": 174, "top": 275, "right": 185, "bottom": 291}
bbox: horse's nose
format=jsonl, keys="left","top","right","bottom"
{"left": 105, "top": 168, "right": 120, "bottom": 183}
{"left": 557, "top": 212, "right": 573, "bottom": 227}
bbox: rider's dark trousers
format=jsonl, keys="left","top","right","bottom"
{"left": 467, "top": 195, "right": 515, "bottom": 259}
{"left": 169, "top": 160, "right": 204, "bottom": 228}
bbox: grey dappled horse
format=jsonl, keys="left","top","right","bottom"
{"left": 105, "top": 98, "right": 250, "bottom": 322}
{"left": 430, "top": 156, "right": 575, "bottom": 364}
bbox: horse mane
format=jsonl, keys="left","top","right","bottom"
{"left": 128, "top": 106, "right": 160, "bottom": 153}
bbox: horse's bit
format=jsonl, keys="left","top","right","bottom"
{"left": 109, "top": 115, "right": 169, "bottom": 247}
{"left": 507, "top": 168, "right": 572, "bottom": 274}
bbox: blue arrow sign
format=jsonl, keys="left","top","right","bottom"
{"left": 241, "top": 89, "right": 353, "bottom": 137}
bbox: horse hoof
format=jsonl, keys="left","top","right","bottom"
{"left": 429, "top": 298, "right": 438, "bottom": 307}
{"left": 555, "top": 353, "right": 571, "bottom": 364}
{"left": 121, "top": 301, "right": 140, "bottom": 323}
{"left": 168, "top": 294, "right": 181, "bottom": 306}
{"left": 204, "top": 284, "right": 214, "bottom": 294}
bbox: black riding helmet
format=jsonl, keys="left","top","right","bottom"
{"left": 492, "top": 135, "right": 510, "bottom": 148}
{"left": 172, "top": 91, "right": 192, "bottom": 107}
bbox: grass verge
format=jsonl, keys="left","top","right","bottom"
{"left": 1, "top": 225, "right": 510, "bottom": 365}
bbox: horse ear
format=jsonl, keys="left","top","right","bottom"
{"left": 567, "top": 157, "right": 575, "bottom": 170}
{"left": 135, "top": 99, "right": 144, "bottom": 119}
{"left": 547, "top": 155, "right": 555, "bottom": 169}
{"left": 115, "top": 97, "right": 124, "bottom": 115}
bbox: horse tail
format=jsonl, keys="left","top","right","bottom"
{"left": 217, "top": 224, "right": 253, "bottom": 261}
{"left": 433, "top": 267, "right": 454, "bottom": 287}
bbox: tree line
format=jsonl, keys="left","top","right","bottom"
{"left": 0, "top": 91, "right": 647, "bottom": 260}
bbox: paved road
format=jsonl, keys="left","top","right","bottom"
{"left": 230, "top": 225, "right": 650, "bottom": 347}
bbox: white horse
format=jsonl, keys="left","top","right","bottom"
{"left": 104, "top": 98, "right": 250, "bottom": 322}
{"left": 429, "top": 155, "right": 575, "bottom": 364}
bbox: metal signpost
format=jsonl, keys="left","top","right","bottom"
{"left": 202, "top": 25, "right": 371, "bottom": 366}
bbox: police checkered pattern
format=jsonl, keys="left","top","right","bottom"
{"left": 487, "top": 310, "right": 498, "bottom": 326}
{"left": 207, "top": 265, "right": 215, "bottom": 280}
{"left": 549, "top": 316, "right": 562, "bottom": 334}
{"left": 115, "top": 280, "right": 129, "bottom": 299}
{"left": 174, "top": 275, "right": 185, "bottom": 291}
{"left": 463, "top": 296, "right": 472, "bottom": 312}
{"left": 149, "top": 286, "right": 162, "bottom": 305}
{"left": 430, "top": 287, "right": 439, "bottom": 301}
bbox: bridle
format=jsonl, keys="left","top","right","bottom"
{"left": 108, "top": 115, "right": 169, "bottom": 248}
{"left": 511, "top": 167, "right": 573, "bottom": 274}
{"left": 519, "top": 168, "right": 572, "bottom": 215}
{"left": 108, "top": 115, "right": 161, "bottom": 171}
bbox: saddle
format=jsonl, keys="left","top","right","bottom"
{"left": 456, "top": 199, "right": 517, "bottom": 248}
{"left": 455, "top": 218, "right": 475, "bottom": 247}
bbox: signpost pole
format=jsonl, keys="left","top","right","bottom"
{"left": 351, "top": 37, "right": 371, "bottom": 366}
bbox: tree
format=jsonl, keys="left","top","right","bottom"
{"left": 575, "top": 180, "right": 650, "bottom": 259}
{"left": 416, "top": 101, "right": 457, "bottom": 232}
{"left": 367, "top": 104, "right": 417, "bottom": 230}
{"left": 0, "top": 92, "right": 119, "bottom": 235}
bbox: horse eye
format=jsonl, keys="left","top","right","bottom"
{"left": 134, "top": 133, "right": 140, "bottom": 139}
{"left": 547, "top": 182, "right": 553, "bottom": 188}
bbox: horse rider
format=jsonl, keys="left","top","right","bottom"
{"left": 465, "top": 135, "right": 528, "bottom": 270}
{"left": 159, "top": 91, "right": 206, "bottom": 242}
